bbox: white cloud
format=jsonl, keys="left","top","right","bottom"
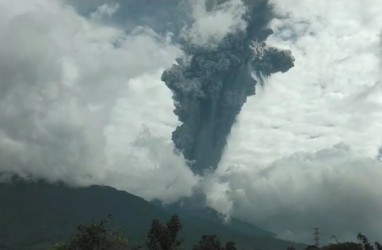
{"left": 90, "top": 2, "right": 119, "bottom": 22}
{"left": 3, "top": 0, "right": 382, "bottom": 243}
{"left": 102, "top": 72, "right": 199, "bottom": 203}
{"left": 208, "top": 144, "right": 382, "bottom": 243}
{"left": 210, "top": 0, "right": 382, "bottom": 243}
{"left": 102, "top": 128, "right": 199, "bottom": 203}
{"left": 0, "top": 0, "right": 198, "bottom": 202}
{"left": 184, "top": 0, "right": 247, "bottom": 47}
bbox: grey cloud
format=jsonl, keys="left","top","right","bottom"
{"left": 162, "top": 0, "right": 294, "bottom": 174}
{"left": 0, "top": 0, "right": 195, "bottom": 202}
{"left": 64, "top": 0, "right": 191, "bottom": 37}
{"left": 377, "top": 147, "right": 382, "bottom": 161}
{"left": 206, "top": 144, "right": 382, "bottom": 243}
{"left": 215, "top": 0, "right": 382, "bottom": 243}
{"left": 2, "top": 0, "right": 382, "bottom": 244}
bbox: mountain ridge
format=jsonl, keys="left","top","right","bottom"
{"left": 0, "top": 178, "right": 304, "bottom": 249}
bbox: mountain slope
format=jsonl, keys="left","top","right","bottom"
{"left": 0, "top": 180, "right": 303, "bottom": 249}
{"left": 0, "top": 180, "right": 168, "bottom": 249}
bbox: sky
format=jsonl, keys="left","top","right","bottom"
{"left": 0, "top": 0, "right": 382, "bottom": 244}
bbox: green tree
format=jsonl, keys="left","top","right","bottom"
{"left": 317, "top": 233, "right": 382, "bottom": 250}
{"left": 224, "top": 241, "right": 237, "bottom": 250}
{"left": 146, "top": 215, "right": 182, "bottom": 250}
{"left": 52, "top": 215, "right": 128, "bottom": 250}
{"left": 193, "top": 235, "right": 223, "bottom": 250}
{"left": 375, "top": 242, "right": 382, "bottom": 250}
{"left": 193, "top": 235, "right": 237, "bottom": 250}
{"left": 320, "top": 242, "right": 362, "bottom": 250}
{"left": 358, "top": 233, "right": 374, "bottom": 250}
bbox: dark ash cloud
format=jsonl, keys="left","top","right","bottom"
{"left": 162, "top": 0, "right": 294, "bottom": 174}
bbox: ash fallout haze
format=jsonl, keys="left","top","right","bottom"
{"left": 0, "top": 0, "right": 382, "bottom": 244}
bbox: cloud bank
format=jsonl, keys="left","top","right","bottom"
{"left": 205, "top": 0, "right": 382, "bottom": 243}
{"left": 1, "top": 0, "right": 382, "bottom": 244}
{"left": 0, "top": 0, "right": 196, "bottom": 203}
{"left": 184, "top": 0, "right": 247, "bottom": 47}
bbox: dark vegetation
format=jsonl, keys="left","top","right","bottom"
{"left": 51, "top": 216, "right": 380, "bottom": 250}
{"left": 0, "top": 180, "right": 377, "bottom": 250}
{"left": 291, "top": 234, "right": 382, "bottom": 250}
{"left": 0, "top": 180, "right": 300, "bottom": 250}
{"left": 52, "top": 215, "right": 128, "bottom": 250}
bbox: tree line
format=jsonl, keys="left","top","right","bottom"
{"left": 52, "top": 215, "right": 380, "bottom": 250}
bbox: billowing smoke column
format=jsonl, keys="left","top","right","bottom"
{"left": 162, "top": 0, "right": 294, "bottom": 174}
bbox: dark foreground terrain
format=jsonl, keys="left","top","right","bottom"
{"left": 0, "top": 179, "right": 302, "bottom": 249}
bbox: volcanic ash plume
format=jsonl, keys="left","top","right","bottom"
{"left": 162, "top": 0, "right": 294, "bottom": 174}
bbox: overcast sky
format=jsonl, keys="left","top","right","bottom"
{"left": 0, "top": 0, "right": 381, "bottom": 244}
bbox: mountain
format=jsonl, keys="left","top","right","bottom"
{"left": 0, "top": 179, "right": 304, "bottom": 249}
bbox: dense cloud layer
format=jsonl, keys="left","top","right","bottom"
{"left": 206, "top": 0, "right": 382, "bottom": 243}
{"left": 1, "top": 0, "right": 382, "bottom": 244}
{"left": 206, "top": 144, "right": 382, "bottom": 242}
{"left": 162, "top": 0, "right": 294, "bottom": 174}
{"left": 0, "top": 0, "right": 197, "bottom": 203}
{"left": 63, "top": 0, "right": 191, "bottom": 37}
